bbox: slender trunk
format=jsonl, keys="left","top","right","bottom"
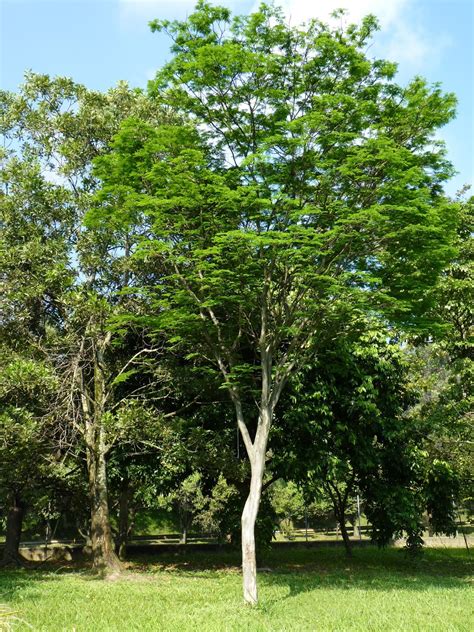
{"left": 180, "top": 521, "right": 188, "bottom": 545}
{"left": 339, "top": 516, "right": 353, "bottom": 558}
{"left": 241, "top": 407, "right": 270, "bottom": 605}
{"left": 1, "top": 497, "right": 25, "bottom": 567}
{"left": 87, "top": 443, "right": 121, "bottom": 573}
{"left": 116, "top": 477, "right": 130, "bottom": 559}
{"left": 230, "top": 292, "right": 282, "bottom": 605}
{"left": 351, "top": 515, "right": 360, "bottom": 539}
{"left": 241, "top": 450, "right": 265, "bottom": 605}
{"left": 325, "top": 479, "right": 354, "bottom": 558}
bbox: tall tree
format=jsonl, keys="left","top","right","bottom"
{"left": 0, "top": 74, "right": 174, "bottom": 573}
{"left": 410, "top": 195, "right": 473, "bottom": 513}
{"left": 0, "top": 151, "right": 74, "bottom": 565}
{"left": 93, "top": 2, "right": 458, "bottom": 602}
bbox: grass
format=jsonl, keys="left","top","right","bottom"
{"left": 0, "top": 547, "right": 472, "bottom": 631}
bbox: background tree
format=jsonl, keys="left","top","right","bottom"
{"left": 0, "top": 73, "right": 178, "bottom": 573}
{"left": 275, "top": 319, "right": 460, "bottom": 555}
{"left": 273, "top": 320, "right": 409, "bottom": 555}
{"left": 0, "top": 354, "right": 61, "bottom": 566}
{"left": 408, "top": 195, "right": 473, "bottom": 522}
{"left": 0, "top": 151, "right": 74, "bottom": 566}
{"left": 270, "top": 480, "right": 305, "bottom": 539}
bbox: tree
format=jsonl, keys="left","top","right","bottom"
{"left": 408, "top": 195, "right": 473, "bottom": 518}
{"left": 0, "top": 353, "right": 61, "bottom": 566}
{"left": 93, "top": 2, "right": 458, "bottom": 602}
{"left": 275, "top": 318, "right": 461, "bottom": 555}
{"left": 272, "top": 320, "right": 410, "bottom": 556}
{"left": 0, "top": 73, "right": 176, "bottom": 573}
{"left": 0, "top": 151, "right": 74, "bottom": 566}
{"left": 107, "top": 406, "right": 186, "bottom": 558}
{"left": 270, "top": 480, "right": 305, "bottom": 539}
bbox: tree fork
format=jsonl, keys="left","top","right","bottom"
{"left": 240, "top": 406, "right": 271, "bottom": 605}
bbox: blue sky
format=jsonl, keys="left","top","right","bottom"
{"left": 1, "top": 0, "right": 472, "bottom": 195}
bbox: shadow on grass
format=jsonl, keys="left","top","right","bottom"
{"left": 257, "top": 546, "right": 473, "bottom": 605}
{"left": 0, "top": 546, "right": 471, "bottom": 606}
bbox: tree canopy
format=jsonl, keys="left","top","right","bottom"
{"left": 88, "top": 1, "right": 462, "bottom": 603}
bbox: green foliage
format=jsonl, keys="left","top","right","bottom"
{"left": 193, "top": 474, "right": 240, "bottom": 540}
{"left": 170, "top": 472, "right": 207, "bottom": 528}
{"left": 271, "top": 480, "right": 305, "bottom": 537}
{"left": 434, "top": 196, "right": 473, "bottom": 359}
{"left": 412, "top": 197, "right": 474, "bottom": 509}
{"left": 363, "top": 444, "right": 426, "bottom": 553}
{"left": 273, "top": 318, "right": 412, "bottom": 482}
{"left": 0, "top": 156, "right": 74, "bottom": 345}
{"left": 0, "top": 350, "right": 61, "bottom": 515}
{"left": 271, "top": 481, "right": 305, "bottom": 522}
{"left": 272, "top": 317, "right": 462, "bottom": 552}
{"left": 92, "top": 2, "right": 460, "bottom": 382}
{"left": 426, "top": 460, "right": 459, "bottom": 535}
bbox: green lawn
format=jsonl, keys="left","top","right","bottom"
{"left": 0, "top": 547, "right": 472, "bottom": 631}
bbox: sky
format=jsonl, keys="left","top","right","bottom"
{"left": 0, "top": 0, "right": 473, "bottom": 195}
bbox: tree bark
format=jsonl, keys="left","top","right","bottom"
{"left": 240, "top": 407, "right": 270, "bottom": 605}
{"left": 338, "top": 515, "right": 353, "bottom": 558}
{"left": 1, "top": 497, "right": 25, "bottom": 567}
{"left": 81, "top": 341, "right": 122, "bottom": 574}
{"left": 87, "top": 444, "right": 122, "bottom": 573}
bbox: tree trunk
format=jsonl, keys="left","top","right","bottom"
{"left": 1, "top": 497, "right": 25, "bottom": 567}
{"left": 87, "top": 445, "right": 122, "bottom": 574}
{"left": 180, "top": 522, "right": 188, "bottom": 545}
{"left": 116, "top": 477, "right": 131, "bottom": 560}
{"left": 241, "top": 451, "right": 265, "bottom": 605}
{"left": 339, "top": 516, "right": 353, "bottom": 558}
{"left": 325, "top": 479, "right": 354, "bottom": 558}
{"left": 241, "top": 408, "right": 269, "bottom": 605}
{"left": 351, "top": 515, "right": 360, "bottom": 539}
{"left": 230, "top": 317, "right": 279, "bottom": 605}
{"left": 82, "top": 343, "right": 122, "bottom": 575}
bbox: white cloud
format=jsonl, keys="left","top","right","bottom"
{"left": 385, "top": 20, "right": 451, "bottom": 70}
{"left": 277, "top": 0, "right": 410, "bottom": 28}
{"left": 274, "top": 1, "right": 449, "bottom": 73}
{"left": 119, "top": 0, "right": 450, "bottom": 72}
